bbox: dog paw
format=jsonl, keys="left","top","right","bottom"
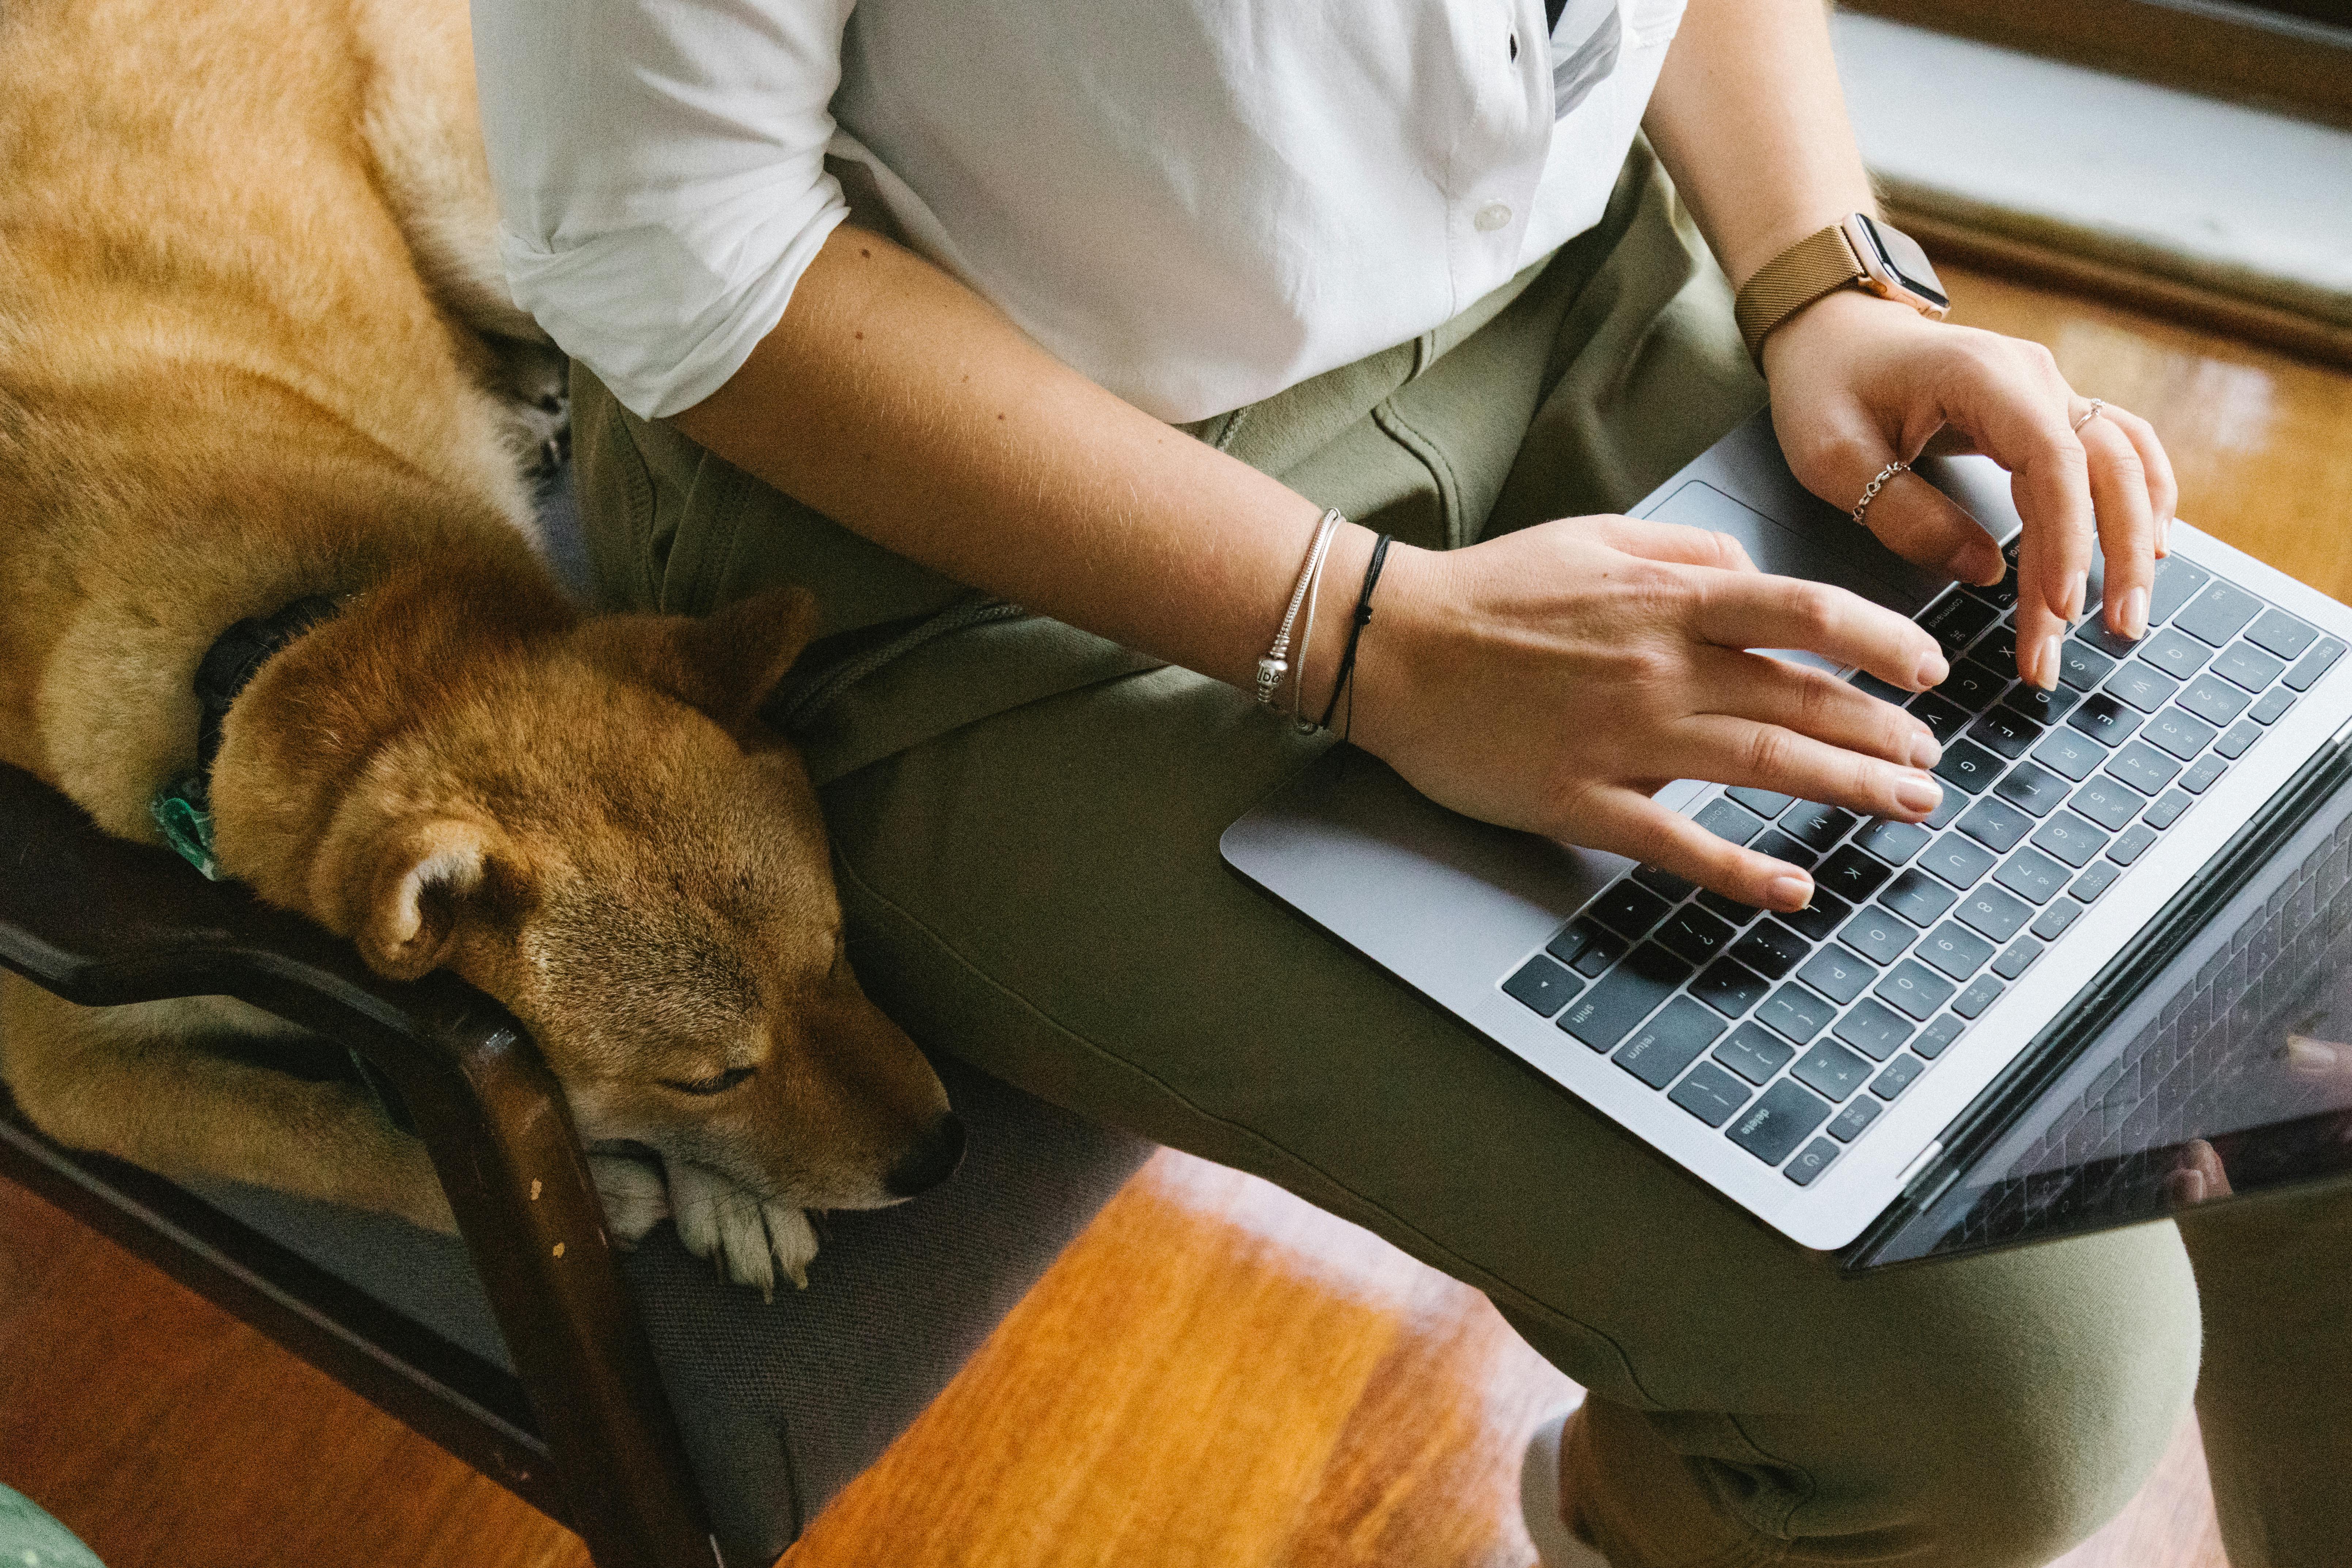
{"left": 664, "top": 1161, "right": 818, "bottom": 1301}
{"left": 588, "top": 1154, "right": 671, "bottom": 1246}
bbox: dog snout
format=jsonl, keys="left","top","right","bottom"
{"left": 883, "top": 1111, "right": 965, "bottom": 1198}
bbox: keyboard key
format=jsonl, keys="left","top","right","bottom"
{"left": 2284, "top": 637, "right": 2345, "bottom": 691}
{"left": 2143, "top": 790, "right": 2193, "bottom": 831}
{"left": 1917, "top": 921, "right": 1998, "bottom": 982}
{"left": 1793, "top": 1040, "right": 1873, "bottom": 1101}
{"left": 1695, "top": 797, "right": 1767, "bottom": 845}
{"left": 1778, "top": 889, "right": 1854, "bottom": 945}
{"left": 1693, "top": 956, "right": 1771, "bottom": 1017}
{"left": 2030, "top": 899, "right": 2082, "bottom": 940}
{"left": 1951, "top": 973, "right": 2005, "bottom": 1019}
{"left": 1815, "top": 845, "right": 1894, "bottom": 903}
{"left": 1656, "top": 904, "right": 1738, "bottom": 968}
{"left": 2177, "top": 673, "right": 2252, "bottom": 727}
{"left": 2246, "top": 607, "right": 2318, "bottom": 661}
{"left": 2068, "top": 774, "right": 2145, "bottom": 832}
{"left": 2104, "top": 740, "right": 2183, "bottom": 796}
{"left": 2209, "top": 641, "right": 2286, "bottom": 692}
{"left": 1919, "top": 832, "right": 1998, "bottom": 889}
{"left": 1696, "top": 890, "right": 1762, "bottom": 926}
{"left": 2141, "top": 707, "right": 2219, "bottom": 761}
{"left": 1992, "top": 936, "right": 2043, "bottom": 979}
{"left": 1955, "top": 885, "right": 2034, "bottom": 944}
{"left": 1504, "top": 955, "right": 1582, "bottom": 1016}
{"left": 1994, "top": 847, "right": 2070, "bottom": 904}
{"left": 1726, "top": 786, "right": 1796, "bottom": 819}
{"left": 1920, "top": 591, "right": 1999, "bottom": 656}
{"left": 1966, "top": 707, "right": 2041, "bottom": 760}
{"left": 1912, "top": 1014, "right": 1967, "bottom": 1059}
{"left": 2173, "top": 582, "right": 2262, "bottom": 646}
{"left": 1798, "top": 945, "right": 1875, "bottom": 1006}
{"left": 1591, "top": 880, "right": 1672, "bottom": 939}
{"left": 1934, "top": 737, "right": 2005, "bottom": 795}
{"left": 1728, "top": 920, "right": 1810, "bottom": 980}
{"left": 2250, "top": 687, "right": 2296, "bottom": 725}
{"left": 1784, "top": 1138, "right": 1842, "bottom": 1187}
{"left": 2107, "top": 823, "right": 2160, "bottom": 866}
{"left": 1908, "top": 691, "right": 1974, "bottom": 744}
{"left": 1557, "top": 945, "right": 1692, "bottom": 1049}
{"left": 1966, "top": 564, "right": 2021, "bottom": 613}
{"left": 2030, "top": 725, "right": 2107, "bottom": 782}
{"left": 2209, "top": 722, "right": 2260, "bottom": 763}
{"left": 1613, "top": 998, "right": 1726, "bottom": 1087}
{"left": 2071, "top": 861, "right": 2122, "bottom": 901}
{"left": 1759, "top": 983, "right": 1839, "bottom": 1044}
{"left": 1833, "top": 1001, "right": 1912, "bottom": 1063}
{"left": 1669, "top": 1061, "right": 1753, "bottom": 1127}
{"left": 1876, "top": 958, "right": 1957, "bottom": 1020}
{"left": 1750, "top": 829, "right": 1820, "bottom": 871}
{"left": 1827, "top": 1096, "right": 1885, "bottom": 1142}
{"left": 2067, "top": 693, "right": 2142, "bottom": 746}
{"left": 1957, "top": 798, "right": 2035, "bottom": 854}
{"left": 1631, "top": 865, "right": 1697, "bottom": 901}
{"left": 2000, "top": 684, "right": 2082, "bottom": 733}
{"left": 1871, "top": 1055, "right": 1926, "bottom": 1101}
{"left": 1840, "top": 906, "right": 1918, "bottom": 965}
{"left": 1547, "top": 917, "right": 1626, "bottom": 976}
{"left": 2147, "top": 555, "right": 2211, "bottom": 626}
{"left": 1923, "top": 788, "right": 1966, "bottom": 830}
{"left": 2136, "top": 629, "right": 2213, "bottom": 681}
{"left": 2031, "top": 810, "right": 2110, "bottom": 868}
{"left": 1852, "top": 817, "right": 1933, "bottom": 866}
{"left": 1972, "top": 622, "right": 2019, "bottom": 670}
{"left": 2057, "top": 639, "right": 2117, "bottom": 692}
{"left": 1780, "top": 801, "right": 1858, "bottom": 854}
{"left": 1992, "top": 760, "right": 2070, "bottom": 817}
{"left": 1851, "top": 671, "right": 1911, "bottom": 705}
{"left": 1713, "top": 1021, "right": 1797, "bottom": 1084}
{"left": 1936, "top": 657, "right": 2011, "bottom": 713}
{"left": 2076, "top": 618, "right": 2142, "bottom": 659}
{"left": 1879, "top": 868, "right": 1960, "bottom": 928}
{"left": 2102, "top": 662, "right": 2178, "bottom": 714}
{"left": 1728, "top": 1081, "right": 1835, "bottom": 1165}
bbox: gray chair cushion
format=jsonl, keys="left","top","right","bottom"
{"left": 192, "top": 1053, "right": 1148, "bottom": 1565}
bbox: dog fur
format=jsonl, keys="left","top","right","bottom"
{"left": 0, "top": 0, "right": 958, "bottom": 1294}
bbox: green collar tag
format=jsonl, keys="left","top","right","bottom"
{"left": 151, "top": 774, "right": 225, "bottom": 881}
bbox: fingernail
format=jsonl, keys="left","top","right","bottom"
{"left": 1914, "top": 651, "right": 1949, "bottom": 690}
{"left": 1910, "top": 732, "right": 1942, "bottom": 769}
{"left": 1971, "top": 548, "right": 2005, "bottom": 587}
{"left": 2286, "top": 1034, "right": 2343, "bottom": 1075}
{"left": 2168, "top": 1169, "right": 2206, "bottom": 1207}
{"left": 1896, "top": 772, "right": 1943, "bottom": 816}
{"left": 1767, "top": 873, "right": 1813, "bottom": 911}
{"left": 2035, "top": 631, "right": 2063, "bottom": 691}
{"left": 2067, "top": 573, "right": 2090, "bottom": 624}
{"left": 2115, "top": 586, "right": 2149, "bottom": 640}
{"left": 2159, "top": 516, "right": 2173, "bottom": 556}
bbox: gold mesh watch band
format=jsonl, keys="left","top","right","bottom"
{"left": 1733, "top": 225, "right": 1866, "bottom": 364}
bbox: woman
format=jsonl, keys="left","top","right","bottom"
{"left": 475, "top": 0, "right": 2347, "bottom": 1562}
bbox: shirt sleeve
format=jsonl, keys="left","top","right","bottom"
{"left": 471, "top": 0, "right": 855, "bottom": 419}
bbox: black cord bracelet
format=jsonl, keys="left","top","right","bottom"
{"left": 1315, "top": 532, "right": 1393, "bottom": 735}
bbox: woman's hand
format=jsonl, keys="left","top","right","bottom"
{"left": 1764, "top": 290, "right": 2180, "bottom": 690}
{"left": 1349, "top": 514, "right": 1952, "bottom": 912}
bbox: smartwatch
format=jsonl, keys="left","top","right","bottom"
{"left": 1733, "top": 213, "right": 1950, "bottom": 363}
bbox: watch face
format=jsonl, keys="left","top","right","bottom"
{"left": 1855, "top": 214, "right": 1950, "bottom": 312}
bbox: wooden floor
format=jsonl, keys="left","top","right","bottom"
{"left": 7, "top": 266, "right": 2348, "bottom": 1568}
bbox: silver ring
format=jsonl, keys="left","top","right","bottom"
{"left": 1851, "top": 459, "right": 1910, "bottom": 527}
{"left": 2072, "top": 397, "right": 2106, "bottom": 433}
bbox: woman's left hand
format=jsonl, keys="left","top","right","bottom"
{"left": 1762, "top": 288, "right": 2180, "bottom": 692}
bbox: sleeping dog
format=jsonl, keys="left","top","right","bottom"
{"left": 0, "top": 0, "right": 960, "bottom": 1293}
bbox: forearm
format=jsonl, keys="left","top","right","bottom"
{"left": 670, "top": 224, "right": 1365, "bottom": 701}
{"left": 1640, "top": 0, "right": 1875, "bottom": 289}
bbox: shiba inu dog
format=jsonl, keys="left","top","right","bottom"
{"left": 0, "top": 0, "right": 962, "bottom": 1294}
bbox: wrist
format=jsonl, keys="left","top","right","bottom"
{"left": 1289, "top": 522, "right": 1378, "bottom": 726}
{"left": 1327, "top": 540, "right": 1445, "bottom": 755}
{"left": 1757, "top": 285, "right": 1919, "bottom": 384}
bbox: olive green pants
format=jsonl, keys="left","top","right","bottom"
{"left": 572, "top": 149, "right": 2352, "bottom": 1567}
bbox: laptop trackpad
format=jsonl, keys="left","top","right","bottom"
{"left": 1648, "top": 479, "right": 1946, "bottom": 617}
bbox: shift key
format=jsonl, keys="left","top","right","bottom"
{"left": 1557, "top": 944, "right": 1694, "bottom": 1051}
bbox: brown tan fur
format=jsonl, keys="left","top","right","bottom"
{"left": 0, "top": 0, "right": 955, "bottom": 1292}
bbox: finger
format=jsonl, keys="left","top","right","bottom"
{"left": 1694, "top": 648, "right": 1942, "bottom": 769}
{"left": 1855, "top": 467, "right": 2005, "bottom": 586}
{"left": 2079, "top": 411, "right": 2158, "bottom": 639}
{"left": 1665, "top": 713, "right": 1945, "bottom": 824}
{"left": 1578, "top": 514, "right": 1759, "bottom": 573}
{"left": 1687, "top": 571, "right": 1948, "bottom": 692}
{"left": 1563, "top": 786, "right": 1817, "bottom": 912}
{"left": 2286, "top": 1032, "right": 2352, "bottom": 1083}
{"left": 2098, "top": 404, "right": 2179, "bottom": 556}
{"left": 1973, "top": 369, "right": 2095, "bottom": 690}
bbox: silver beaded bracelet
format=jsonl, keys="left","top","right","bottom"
{"left": 1256, "top": 507, "right": 1344, "bottom": 707}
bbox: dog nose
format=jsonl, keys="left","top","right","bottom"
{"left": 884, "top": 1112, "right": 966, "bottom": 1198}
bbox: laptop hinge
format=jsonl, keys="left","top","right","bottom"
{"left": 1895, "top": 1140, "right": 1943, "bottom": 1193}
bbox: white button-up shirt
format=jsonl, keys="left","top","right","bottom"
{"left": 474, "top": 0, "right": 1688, "bottom": 422}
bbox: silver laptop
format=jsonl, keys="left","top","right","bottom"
{"left": 1223, "top": 408, "right": 2352, "bottom": 1269}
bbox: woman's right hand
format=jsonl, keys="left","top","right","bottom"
{"left": 1346, "top": 514, "right": 1954, "bottom": 913}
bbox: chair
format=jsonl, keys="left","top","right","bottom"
{"left": 0, "top": 506, "right": 1149, "bottom": 1568}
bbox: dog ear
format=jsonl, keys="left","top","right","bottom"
{"left": 584, "top": 583, "right": 821, "bottom": 735}
{"left": 357, "top": 819, "right": 495, "bottom": 982}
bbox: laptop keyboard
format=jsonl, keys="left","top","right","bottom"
{"left": 1498, "top": 542, "right": 2345, "bottom": 1188}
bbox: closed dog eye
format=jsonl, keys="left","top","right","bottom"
{"left": 663, "top": 1067, "right": 759, "bottom": 1097}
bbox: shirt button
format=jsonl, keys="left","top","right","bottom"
{"left": 1474, "top": 201, "right": 1513, "bottom": 233}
